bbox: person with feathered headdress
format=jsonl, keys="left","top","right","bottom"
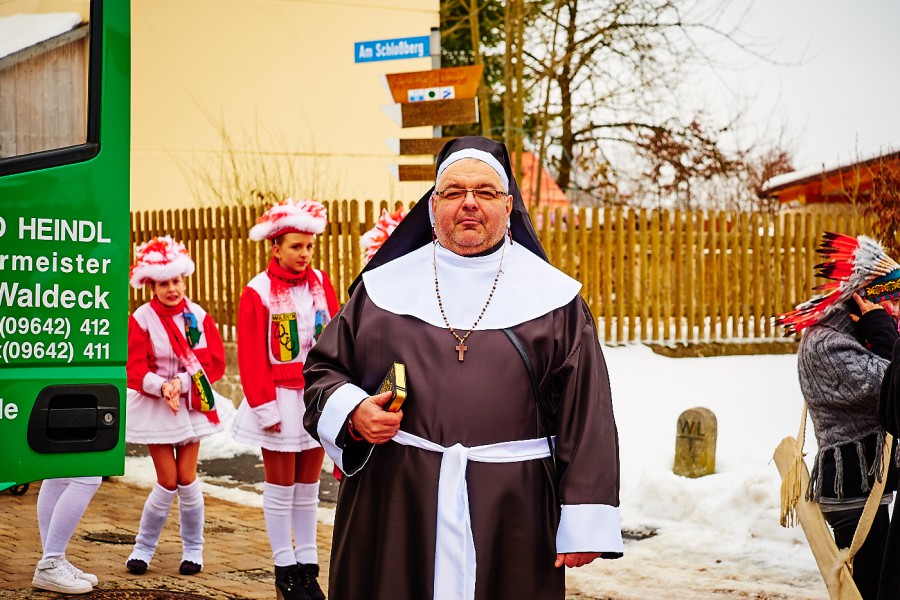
{"left": 777, "top": 232, "right": 900, "bottom": 599}
{"left": 124, "top": 235, "right": 233, "bottom": 578}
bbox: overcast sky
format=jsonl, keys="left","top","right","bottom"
{"left": 695, "top": 0, "right": 900, "bottom": 170}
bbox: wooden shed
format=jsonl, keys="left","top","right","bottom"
{"left": 759, "top": 145, "right": 900, "bottom": 209}
{"left": 0, "top": 20, "right": 89, "bottom": 159}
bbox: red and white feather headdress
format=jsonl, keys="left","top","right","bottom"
{"left": 360, "top": 207, "right": 407, "bottom": 263}
{"left": 249, "top": 198, "right": 328, "bottom": 241}
{"left": 129, "top": 236, "right": 195, "bottom": 289}
{"left": 776, "top": 232, "right": 900, "bottom": 335}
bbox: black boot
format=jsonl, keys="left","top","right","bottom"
{"left": 179, "top": 560, "right": 202, "bottom": 575}
{"left": 297, "top": 563, "right": 325, "bottom": 600}
{"left": 126, "top": 558, "right": 148, "bottom": 575}
{"left": 274, "top": 564, "right": 311, "bottom": 600}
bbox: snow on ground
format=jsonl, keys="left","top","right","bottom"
{"left": 564, "top": 345, "right": 826, "bottom": 599}
{"left": 120, "top": 345, "right": 830, "bottom": 598}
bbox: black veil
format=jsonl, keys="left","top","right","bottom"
{"left": 348, "top": 136, "right": 547, "bottom": 297}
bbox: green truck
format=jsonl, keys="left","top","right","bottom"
{"left": 0, "top": 0, "right": 130, "bottom": 490}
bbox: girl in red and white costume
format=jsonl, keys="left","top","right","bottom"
{"left": 125, "top": 236, "right": 230, "bottom": 577}
{"left": 232, "top": 199, "right": 338, "bottom": 600}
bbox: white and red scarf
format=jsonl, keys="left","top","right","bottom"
{"left": 150, "top": 298, "right": 218, "bottom": 424}
{"left": 265, "top": 258, "right": 330, "bottom": 363}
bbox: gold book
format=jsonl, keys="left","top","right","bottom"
{"left": 380, "top": 362, "right": 407, "bottom": 412}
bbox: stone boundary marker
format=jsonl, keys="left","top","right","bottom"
{"left": 673, "top": 407, "right": 717, "bottom": 478}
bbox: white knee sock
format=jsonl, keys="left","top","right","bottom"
{"left": 177, "top": 480, "right": 205, "bottom": 565}
{"left": 129, "top": 483, "right": 176, "bottom": 564}
{"left": 263, "top": 482, "right": 295, "bottom": 567}
{"left": 41, "top": 477, "right": 101, "bottom": 561}
{"left": 37, "top": 479, "right": 69, "bottom": 549}
{"left": 292, "top": 482, "right": 320, "bottom": 565}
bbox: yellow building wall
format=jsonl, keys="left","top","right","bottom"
{"left": 0, "top": 0, "right": 89, "bottom": 19}
{"left": 131, "top": 0, "right": 439, "bottom": 210}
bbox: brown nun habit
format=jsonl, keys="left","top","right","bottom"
{"left": 303, "top": 137, "right": 622, "bottom": 600}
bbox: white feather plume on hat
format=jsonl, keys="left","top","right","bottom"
{"left": 129, "top": 236, "right": 195, "bottom": 289}
{"left": 360, "top": 207, "right": 407, "bottom": 263}
{"left": 249, "top": 198, "right": 328, "bottom": 241}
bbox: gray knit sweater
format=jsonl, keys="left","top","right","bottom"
{"left": 797, "top": 303, "right": 890, "bottom": 500}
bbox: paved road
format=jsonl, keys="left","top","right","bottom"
{"left": 0, "top": 478, "right": 333, "bottom": 599}
{"left": 1, "top": 449, "right": 604, "bottom": 599}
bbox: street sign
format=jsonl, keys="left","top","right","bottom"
{"left": 355, "top": 35, "right": 430, "bottom": 63}
{"left": 381, "top": 65, "right": 483, "bottom": 104}
{"left": 382, "top": 98, "right": 479, "bottom": 128}
{"left": 392, "top": 164, "right": 435, "bottom": 182}
{"left": 386, "top": 137, "right": 456, "bottom": 156}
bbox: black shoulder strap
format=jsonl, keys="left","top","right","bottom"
{"left": 502, "top": 328, "right": 556, "bottom": 472}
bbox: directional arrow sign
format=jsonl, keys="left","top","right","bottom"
{"left": 385, "top": 164, "right": 435, "bottom": 182}
{"left": 381, "top": 65, "right": 483, "bottom": 104}
{"left": 385, "top": 137, "right": 457, "bottom": 156}
{"left": 382, "top": 98, "right": 479, "bottom": 128}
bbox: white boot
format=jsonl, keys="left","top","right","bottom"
{"left": 127, "top": 483, "right": 176, "bottom": 571}
{"left": 177, "top": 480, "right": 205, "bottom": 573}
{"left": 292, "top": 482, "right": 320, "bottom": 565}
{"left": 263, "top": 482, "right": 296, "bottom": 567}
{"left": 32, "top": 558, "right": 92, "bottom": 594}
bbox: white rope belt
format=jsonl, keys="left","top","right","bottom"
{"left": 392, "top": 430, "right": 553, "bottom": 600}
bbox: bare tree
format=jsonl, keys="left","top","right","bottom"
{"left": 743, "top": 146, "right": 795, "bottom": 212}
{"left": 865, "top": 161, "right": 900, "bottom": 256}
{"left": 837, "top": 155, "right": 900, "bottom": 255}
{"left": 180, "top": 109, "right": 339, "bottom": 208}
{"left": 520, "top": 0, "right": 785, "bottom": 207}
{"left": 440, "top": 0, "right": 506, "bottom": 138}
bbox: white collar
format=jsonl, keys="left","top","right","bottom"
{"left": 362, "top": 238, "right": 581, "bottom": 329}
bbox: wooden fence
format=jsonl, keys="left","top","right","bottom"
{"left": 130, "top": 201, "right": 869, "bottom": 344}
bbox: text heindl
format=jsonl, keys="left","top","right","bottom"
{"left": 18, "top": 218, "right": 111, "bottom": 243}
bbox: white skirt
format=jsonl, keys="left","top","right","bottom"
{"left": 231, "top": 387, "right": 320, "bottom": 452}
{"left": 125, "top": 388, "right": 234, "bottom": 445}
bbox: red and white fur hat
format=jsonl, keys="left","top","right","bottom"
{"left": 360, "top": 207, "right": 407, "bottom": 263}
{"left": 129, "top": 236, "right": 195, "bottom": 289}
{"left": 249, "top": 198, "right": 328, "bottom": 241}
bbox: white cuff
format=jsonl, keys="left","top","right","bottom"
{"left": 252, "top": 402, "right": 281, "bottom": 429}
{"left": 143, "top": 372, "right": 166, "bottom": 397}
{"left": 176, "top": 373, "right": 191, "bottom": 396}
{"left": 556, "top": 504, "right": 624, "bottom": 554}
{"left": 317, "top": 383, "right": 373, "bottom": 475}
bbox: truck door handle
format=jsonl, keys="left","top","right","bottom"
{"left": 28, "top": 384, "right": 120, "bottom": 453}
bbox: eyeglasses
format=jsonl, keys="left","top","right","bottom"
{"left": 434, "top": 188, "right": 506, "bottom": 202}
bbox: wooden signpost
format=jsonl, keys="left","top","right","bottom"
{"left": 384, "top": 137, "right": 456, "bottom": 157}
{"left": 381, "top": 64, "right": 483, "bottom": 181}
{"left": 381, "top": 98, "right": 479, "bottom": 129}
{"left": 381, "top": 64, "right": 483, "bottom": 104}
{"left": 396, "top": 164, "right": 436, "bottom": 182}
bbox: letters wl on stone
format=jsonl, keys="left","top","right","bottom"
{"left": 673, "top": 407, "right": 717, "bottom": 478}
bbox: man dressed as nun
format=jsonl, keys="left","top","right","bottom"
{"left": 303, "top": 136, "right": 623, "bottom": 600}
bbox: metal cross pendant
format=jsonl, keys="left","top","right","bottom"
{"left": 456, "top": 343, "right": 468, "bottom": 362}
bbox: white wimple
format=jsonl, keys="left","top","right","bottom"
{"left": 363, "top": 238, "right": 582, "bottom": 329}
